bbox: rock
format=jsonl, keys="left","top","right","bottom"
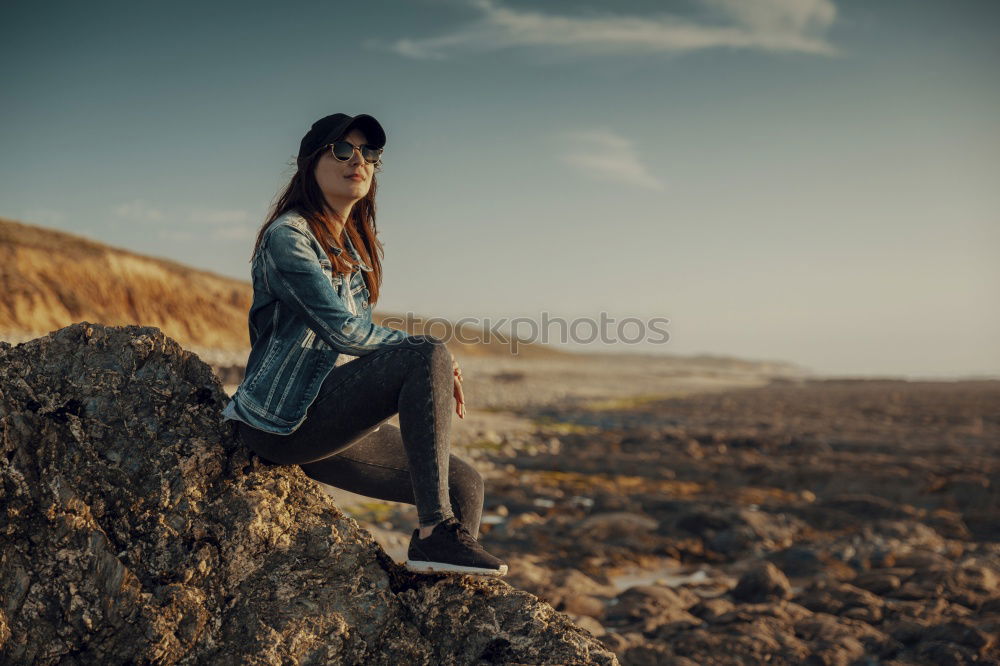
{"left": 794, "top": 581, "right": 885, "bottom": 623}
{"left": 620, "top": 643, "right": 674, "bottom": 665}
{"left": 0, "top": 323, "right": 618, "bottom": 665}
{"left": 891, "top": 547, "right": 955, "bottom": 571}
{"left": 732, "top": 562, "right": 793, "bottom": 603}
{"left": 818, "top": 493, "right": 922, "bottom": 522}
{"left": 792, "top": 613, "right": 892, "bottom": 663}
{"left": 687, "top": 597, "right": 735, "bottom": 623}
{"left": 667, "top": 623, "right": 806, "bottom": 665}
{"left": 503, "top": 555, "right": 555, "bottom": 596}
{"left": 573, "top": 512, "right": 659, "bottom": 538}
{"left": 964, "top": 509, "right": 1000, "bottom": 542}
{"left": 934, "top": 474, "right": 991, "bottom": 511}
{"left": 926, "top": 509, "right": 973, "bottom": 540}
{"left": 981, "top": 596, "right": 1000, "bottom": 614}
{"left": 682, "top": 439, "right": 704, "bottom": 459}
{"left": 605, "top": 585, "right": 699, "bottom": 634}
{"left": 483, "top": 429, "right": 503, "bottom": 445}
{"left": 916, "top": 640, "right": 982, "bottom": 665}
{"left": 502, "top": 558, "right": 618, "bottom": 620}
{"left": 675, "top": 507, "right": 806, "bottom": 558}
{"left": 597, "top": 631, "right": 629, "bottom": 657}
{"left": 707, "top": 524, "right": 762, "bottom": 557}
{"left": 675, "top": 508, "right": 733, "bottom": 535}
{"left": 886, "top": 618, "right": 928, "bottom": 645}
{"left": 923, "top": 620, "right": 994, "bottom": 653}
{"left": 954, "top": 559, "right": 998, "bottom": 595}
{"left": 766, "top": 544, "right": 828, "bottom": 577}
{"left": 561, "top": 594, "right": 608, "bottom": 620}
{"left": 766, "top": 544, "right": 855, "bottom": 580}
{"left": 571, "top": 614, "right": 607, "bottom": 637}
{"left": 852, "top": 572, "right": 903, "bottom": 595}
{"left": 710, "top": 599, "right": 813, "bottom": 627}
{"left": 551, "top": 568, "right": 619, "bottom": 600}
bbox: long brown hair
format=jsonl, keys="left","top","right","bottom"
{"left": 251, "top": 138, "right": 385, "bottom": 306}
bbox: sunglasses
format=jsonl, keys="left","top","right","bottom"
{"left": 327, "top": 141, "right": 383, "bottom": 165}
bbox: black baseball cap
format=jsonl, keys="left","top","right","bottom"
{"left": 296, "top": 113, "right": 387, "bottom": 168}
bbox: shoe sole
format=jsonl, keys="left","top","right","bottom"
{"left": 405, "top": 560, "right": 508, "bottom": 577}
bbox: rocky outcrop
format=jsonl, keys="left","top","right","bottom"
{"left": 0, "top": 322, "right": 617, "bottom": 665}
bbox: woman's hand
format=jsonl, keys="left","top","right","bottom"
{"left": 450, "top": 351, "right": 465, "bottom": 419}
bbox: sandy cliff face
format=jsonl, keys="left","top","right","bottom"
{"left": 0, "top": 323, "right": 617, "bottom": 665}
{"left": 0, "top": 217, "right": 253, "bottom": 351}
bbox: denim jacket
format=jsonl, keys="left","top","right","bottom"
{"left": 221, "top": 209, "right": 410, "bottom": 435}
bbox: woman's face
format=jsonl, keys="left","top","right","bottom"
{"left": 313, "top": 128, "right": 374, "bottom": 207}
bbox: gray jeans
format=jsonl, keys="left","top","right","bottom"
{"left": 235, "top": 335, "right": 483, "bottom": 535}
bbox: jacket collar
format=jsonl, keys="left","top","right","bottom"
{"left": 340, "top": 231, "right": 373, "bottom": 272}
{"left": 282, "top": 210, "right": 372, "bottom": 271}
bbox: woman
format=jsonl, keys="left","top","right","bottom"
{"left": 221, "top": 112, "right": 507, "bottom": 577}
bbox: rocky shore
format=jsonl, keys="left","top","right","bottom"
{"left": 300, "top": 354, "right": 1000, "bottom": 664}
{"left": 6, "top": 322, "right": 995, "bottom": 664}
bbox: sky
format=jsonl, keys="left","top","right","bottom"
{"left": 2, "top": 0, "right": 998, "bottom": 378}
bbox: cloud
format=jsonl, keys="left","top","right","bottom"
{"left": 186, "top": 209, "right": 256, "bottom": 241}
{"left": 113, "top": 200, "right": 164, "bottom": 222}
{"left": 188, "top": 208, "right": 250, "bottom": 225}
{"left": 210, "top": 225, "right": 257, "bottom": 241}
{"left": 559, "top": 129, "right": 663, "bottom": 191}
{"left": 381, "top": 0, "right": 839, "bottom": 60}
{"left": 156, "top": 229, "right": 195, "bottom": 242}
{"left": 138, "top": 208, "right": 256, "bottom": 242}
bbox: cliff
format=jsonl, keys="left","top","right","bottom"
{"left": 0, "top": 217, "right": 252, "bottom": 351}
{"left": 0, "top": 322, "right": 617, "bottom": 665}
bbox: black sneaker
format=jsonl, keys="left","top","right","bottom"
{"left": 406, "top": 518, "right": 508, "bottom": 577}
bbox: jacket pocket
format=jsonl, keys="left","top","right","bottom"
{"left": 245, "top": 337, "right": 282, "bottom": 391}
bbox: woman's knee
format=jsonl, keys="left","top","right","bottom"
{"left": 405, "top": 334, "right": 453, "bottom": 376}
